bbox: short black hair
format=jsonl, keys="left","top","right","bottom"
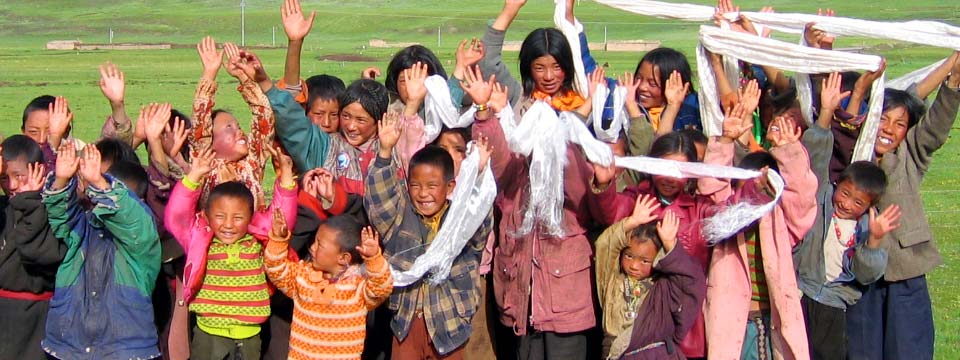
{"left": 319, "top": 215, "right": 363, "bottom": 265}
{"left": 628, "top": 222, "right": 663, "bottom": 251}
{"left": 649, "top": 131, "right": 697, "bottom": 162}
{"left": 837, "top": 161, "right": 887, "bottom": 205}
{"left": 339, "top": 79, "right": 389, "bottom": 122}
{"left": 635, "top": 47, "right": 696, "bottom": 93}
{"left": 409, "top": 145, "right": 455, "bottom": 182}
{"left": 738, "top": 151, "right": 779, "bottom": 173}
{"left": 882, "top": 88, "right": 926, "bottom": 129}
{"left": 385, "top": 45, "right": 448, "bottom": 96}
{"left": 96, "top": 137, "right": 140, "bottom": 166}
{"left": 519, "top": 28, "right": 576, "bottom": 96}
{"left": 21, "top": 95, "right": 55, "bottom": 130}
{"left": 1, "top": 134, "right": 44, "bottom": 165}
{"left": 206, "top": 181, "right": 254, "bottom": 215}
{"left": 107, "top": 160, "right": 149, "bottom": 199}
{"left": 306, "top": 74, "right": 346, "bottom": 110}
{"left": 211, "top": 109, "right": 232, "bottom": 123}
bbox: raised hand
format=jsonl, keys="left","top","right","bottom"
{"left": 462, "top": 65, "right": 495, "bottom": 107}
{"left": 361, "top": 66, "right": 382, "bottom": 80}
{"left": 165, "top": 117, "right": 189, "bottom": 159}
{"left": 855, "top": 60, "right": 886, "bottom": 93}
{"left": 54, "top": 141, "right": 80, "bottom": 186}
{"left": 587, "top": 66, "right": 607, "bottom": 99}
{"left": 624, "top": 194, "right": 660, "bottom": 231}
{"left": 867, "top": 204, "right": 902, "bottom": 248}
{"left": 619, "top": 71, "right": 643, "bottom": 117}
{"left": 720, "top": 103, "right": 752, "bottom": 143}
{"left": 197, "top": 36, "right": 222, "bottom": 80}
{"left": 592, "top": 160, "right": 618, "bottom": 189}
{"left": 803, "top": 22, "right": 834, "bottom": 49}
{"left": 48, "top": 96, "right": 74, "bottom": 146}
{"left": 821, "top": 72, "right": 851, "bottom": 114}
{"left": 489, "top": 81, "right": 510, "bottom": 114}
{"left": 402, "top": 61, "right": 428, "bottom": 111}
{"left": 356, "top": 226, "right": 382, "bottom": 258}
{"left": 223, "top": 42, "right": 256, "bottom": 81}
{"left": 738, "top": 78, "right": 761, "bottom": 115}
{"left": 310, "top": 168, "right": 336, "bottom": 203}
{"left": 271, "top": 207, "right": 290, "bottom": 239}
{"left": 79, "top": 145, "right": 107, "bottom": 190}
{"left": 377, "top": 112, "right": 403, "bottom": 158}
{"left": 657, "top": 211, "right": 680, "bottom": 252}
{"left": 766, "top": 116, "right": 801, "bottom": 147}
{"left": 142, "top": 103, "right": 172, "bottom": 144}
{"left": 240, "top": 50, "right": 270, "bottom": 84}
{"left": 268, "top": 146, "right": 296, "bottom": 188}
{"left": 664, "top": 70, "right": 690, "bottom": 107}
{"left": 455, "top": 38, "right": 485, "bottom": 80}
{"left": 19, "top": 162, "right": 46, "bottom": 194}
{"left": 281, "top": 0, "right": 316, "bottom": 42}
{"left": 473, "top": 135, "right": 493, "bottom": 174}
{"left": 98, "top": 62, "right": 125, "bottom": 105}
{"left": 186, "top": 146, "right": 216, "bottom": 184}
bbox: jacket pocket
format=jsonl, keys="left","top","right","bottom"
{"left": 545, "top": 250, "right": 593, "bottom": 314}
{"left": 449, "top": 263, "right": 480, "bottom": 318}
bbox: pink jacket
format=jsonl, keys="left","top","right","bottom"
{"left": 472, "top": 113, "right": 617, "bottom": 336}
{"left": 699, "top": 139, "right": 816, "bottom": 360}
{"left": 164, "top": 180, "right": 299, "bottom": 304}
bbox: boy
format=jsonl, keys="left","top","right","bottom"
{"left": 364, "top": 115, "right": 494, "bottom": 359}
{"left": 264, "top": 210, "right": 393, "bottom": 360}
{"left": 41, "top": 141, "right": 161, "bottom": 359}
{"left": 22, "top": 95, "right": 78, "bottom": 172}
{"left": 164, "top": 145, "right": 298, "bottom": 360}
{"left": 595, "top": 194, "right": 705, "bottom": 359}
{"left": 795, "top": 72, "right": 902, "bottom": 358}
{"left": 0, "top": 135, "right": 64, "bottom": 360}
{"left": 846, "top": 53, "right": 960, "bottom": 359}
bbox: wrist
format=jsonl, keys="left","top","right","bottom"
{"left": 378, "top": 147, "right": 393, "bottom": 159}
{"left": 202, "top": 69, "right": 218, "bottom": 81}
{"left": 288, "top": 38, "right": 304, "bottom": 45}
{"left": 719, "top": 135, "right": 736, "bottom": 144}
{"left": 88, "top": 176, "right": 109, "bottom": 191}
{"left": 453, "top": 65, "right": 466, "bottom": 80}
{"left": 109, "top": 99, "right": 125, "bottom": 108}
{"left": 947, "top": 74, "right": 960, "bottom": 88}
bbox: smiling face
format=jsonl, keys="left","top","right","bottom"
{"left": 309, "top": 99, "right": 340, "bottom": 134}
{"left": 530, "top": 55, "right": 565, "bottom": 96}
{"left": 408, "top": 163, "right": 454, "bottom": 217}
{"left": 832, "top": 179, "right": 874, "bottom": 220}
{"left": 621, "top": 239, "right": 658, "bottom": 280}
{"left": 339, "top": 102, "right": 378, "bottom": 147}
{"left": 310, "top": 224, "right": 350, "bottom": 273}
{"left": 0, "top": 158, "right": 31, "bottom": 196}
{"left": 874, "top": 106, "right": 909, "bottom": 156}
{"left": 22, "top": 110, "right": 50, "bottom": 144}
{"left": 204, "top": 195, "right": 253, "bottom": 244}
{"left": 212, "top": 112, "right": 249, "bottom": 162}
{"left": 636, "top": 61, "right": 664, "bottom": 109}
{"left": 651, "top": 152, "right": 689, "bottom": 201}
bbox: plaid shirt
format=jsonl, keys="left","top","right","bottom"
{"left": 364, "top": 155, "right": 493, "bottom": 355}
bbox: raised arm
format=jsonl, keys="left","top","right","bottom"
{"left": 164, "top": 146, "right": 215, "bottom": 250}
{"left": 852, "top": 205, "right": 898, "bottom": 285}
{"left": 263, "top": 62, "right": 331, "bottom": 173}
{"left": 767, "top": 119, "right": 818, "bottom": 244}
{"left": 42, "top": 141, "right": 84, "bottom": 250}
{"left": 357, "top": 227, "right": 394, "bottom": 310}
{"left": 905, "top": 57, "right": 960, "bottom": 174}
{"left": 698, "top": 103, "right": 752, "bottom": 202}
{"left": 190, "top": 36, "right": 222, "bottom": 159}
{"left": 98, "top": 62, "right": 134, "bottom": 145}
{"left": 805, "top": 73, "right": 847, "bottom": 185}
{"left": 363, "top": 114, "right": 406, "bottom": 238}
{"left": 264, "top": 208, "right": 300, "bottom": 299}
{"left": 10, "top": 164, "right": 63, "bottom": 266}
{"left": 479, "top": 0, "right": 526, "bottom": 106}
{"left": 914, "top": 52, "right": 959, "bottom": 100}
{"left": 596, "top": 195, "right": 660, "bottom": 297}
{"left": 280, "top": 0, "right": 315, "bottom": 90}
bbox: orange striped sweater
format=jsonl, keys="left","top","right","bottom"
{"left": 264, "top": 233, "right": 393, "bottom": 360}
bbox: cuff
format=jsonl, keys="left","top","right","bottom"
{"left": 182, "top": 177, "right": 201, "bottom": 191}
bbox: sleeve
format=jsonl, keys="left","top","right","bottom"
{"left": 851, "top": 224, "right": 888, "bottom": 285}
{"left": 801, "top": 124, "right": 834, "bottom": 188}
{"left": 164, "top": 179, "right": 202, "bottom": 253}
{"left": 697, "top": 138, "right": 736, "bottom": 203}
{"left": 362, "top": 155, "right": 406, "bottom": 240}
{"left": 276, "top": 78, "right": 309, "bottom": 105}
{"left": 595, "top": 220, "right": 630, "bottom": 301}
{"left": 190, "top": 77, "right": 217, "bottom": 160}
{"left": 9, "top": 191, "right": 64, "bottom": 266}
{"left": 100, "top": 114, "right": 134, "bottom": 145}
{"left": 256, "top": 182, "right": 299, "bottom": 237}
{"left": 470, "top": 209, "right": 495, "bottom": 252}
{"left": 41, "top": 175, "right": 85, "bottom": 250}
{"left": 238, "top": 80, "right": 277, "bottom": 182}
{"left": 264, "top": 232, "right": 300, "bottom": 299}
{"left": 395, "top": 113, "right": 427, "bottom": 172}
{"left": 579, "top": 31, "right": 599, "bottom": 74}
{"left": 86, "top": 176, "right": 161, "bottom": 291}
{"left": 267, "top": 86, "right": 331, "bottom": 173}
{"left": 361, "top": 253, "right": 394, "bottom": 310}
{"left": 905, "top": 82, "right": 960, "bottom": 175}
{"left": 656, "top": 246, "right": 707, "bottom": 346}
{"left": 447, "top": 76, "right": 466, "bottom": 108}
{"left": 626, "top": 115, "right": 655, "bottom": 157}
{"left": 479, "top": 25, "right": 522, "bottom": 107}
{"left": 768, "top": 142, "right": 819, "bottom": 245}
{"left": 472, "top": 113, "right": 521, "bottom": 187}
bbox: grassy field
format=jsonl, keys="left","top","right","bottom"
{"left": 1, "top": 0, "right": 959, "bottom": 357}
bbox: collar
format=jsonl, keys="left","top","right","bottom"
{"left": 417, "top": 201, "right": 450, "bottom": 235}
{"left": 212, "top": 234, "right": 255, "bottom": 246}
{"left": 531, "top": 89, "right": 586, "bottom": 112}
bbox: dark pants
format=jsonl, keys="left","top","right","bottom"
{"left": 0, "top": 297, "right": 49, "bottom": 360}
{"left": 362, "top": 302, "right": 393, "bottom": 360}
{"left": 517, "top": 329, "right": 589, "bottom": 360}
{"left": 260, "top": 293, "right": 294, "bottom": 360}
{"left": 846, "top": 275, "right": 934, "bottom": 360}
{"left": 801, "top": 296, "right": 845, "bottom": 360}
{"left": 190, "top": 326, "right": 261, "bottom": 360}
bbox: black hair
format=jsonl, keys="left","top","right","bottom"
{"left": 206, "top": 181, "right": 255, "bottom": 215}
{"left": 1, "top": 134, "right": 44, "bottom": 165}
{"left": 431, "top": 126, "right": 472, "bottom": 147}
{"left": 96, "top": 137, "right": 140, "bottom": 167}
{"left": 628, "top": 222, "right": 663, "bottom": 251}
{"left": 21, "top": 95, "right": 55, "bottom": 130}
{"left": 738, "top": 151, "right": 779, "bottom": 173}
{"left": 409, "top": 145, "right": 455, "bottom": 182}
{"left": 384, "top": 45, "right": 448, "bottom": 96}
{"left": 339, "top": 79, "right": 389, "bottom": 122}
{"left": 649, "top": 131, "right": 697, "bottom": 162}
{"left": 882, "top": 88, "right": 926, "bottom": 129}
{"left": 678, "top": 128, "right": 708, "bottom": 147}
{"left": 305, "top": 74, "right": 346, "bottom": 110}
{"left": 837, "top": 161, "right": 888, "bottom": 205}
{"left": 211, "top": 109, "right": 232, "bottom": 122}
{"left": 839, "top": 71, "right": 865, "bottom": 96}
{"left": 519, "top": 28, "right": 576, "bottom": 96}
{"left": 318, "top": 215, "right": 363, "bottom": 265}
{"left": 170, "top": 109, "right": 192, "bottom": 162}
{"left": 107, "top": 160, "right": 149, "bottom": 199}
{"left": 634, "top": 47, "right": 697, "bottom": 93}
{"left": 765, "top": 78, "right": 800, "bottom": 116}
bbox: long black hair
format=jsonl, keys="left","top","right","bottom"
{"left": 634, "top": 48, "right": 696, "bottom": 93}
{"left": 385, "top": 45, "right": 447, "bottom": 97}
{"left": 518, "top": 28, "right": 576, "bottom": 96}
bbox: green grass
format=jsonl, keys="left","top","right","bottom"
{"left": 1, "top": 0, "right": 959, "bottom": 357}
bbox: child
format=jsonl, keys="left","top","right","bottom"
{"left": 164, "top": 145, "right": 298, "bottom": 360}
{"left": 596, "top": 195, "right": 705, "bottom": 359}
{"left": 190, "top": 37, "right": 276, "bottom": 212}
{"left": 0, "top": 135, "right": 64, "bottom": 360}
{"left": 700, "top": 105, "right": 818, "bottom": 359}
{"left": 846, "top": 53, "right": 960, "bottom": 359}
{"left": 364, "top": 114, "right": 494, "bottom": 359}
{"left": 41, "top": 141, "right": 161, "bottom": 359}
{"left": 304, "top": 75, "right": 346, "bottom": 133}
{"left": 21, "top": 95, "right": 78, "bottom": 172}
{"left": 264, "top": 209, "right": 393, "bottom": 360}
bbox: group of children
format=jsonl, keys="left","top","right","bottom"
{"left": 0, "top": 0, "right": 957, "bottom": 359}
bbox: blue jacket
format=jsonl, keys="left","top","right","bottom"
{"left": 41, "top": 175, "right": 161, "bottom": 360}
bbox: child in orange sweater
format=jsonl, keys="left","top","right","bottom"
{"left": 264, "top": 208, "right": 393, "bottom": 360}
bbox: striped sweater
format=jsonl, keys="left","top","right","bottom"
{"left": 189, "top": 235, "right": 271, "bottom": 339}
{"left": 264, "top": 233, "right": 393, "bottom": 360}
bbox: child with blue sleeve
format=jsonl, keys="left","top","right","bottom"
{"left": 41, "top": 141, "right": 161, "bottom": 360}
